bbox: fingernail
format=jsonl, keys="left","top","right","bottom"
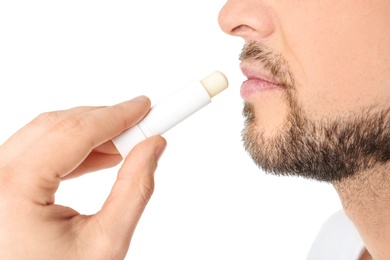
{"left": 131, "top": 95, "right": 149, "bottom": 103}
{"left": 155, "top": 141, "right": 167, "bottom": 161}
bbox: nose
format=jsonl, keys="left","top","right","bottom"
{"left": 218, "top": 0, "right": 275, "bottom": 41}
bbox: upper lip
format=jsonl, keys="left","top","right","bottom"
{"left": 240, "top": 62, "right": 285, "bottom": 87}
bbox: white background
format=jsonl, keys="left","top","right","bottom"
{"left": 0, "top": 1, "right": 342, "bottom": 259}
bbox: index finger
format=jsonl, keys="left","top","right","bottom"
{"left": 9, "top": 96, "right": 151, "bottom": 204}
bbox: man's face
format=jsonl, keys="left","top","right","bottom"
{"left": 219, "top": 1, "right": 390, "bottom": 181}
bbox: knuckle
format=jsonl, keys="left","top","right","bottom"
{"left": 57, "top": 116, "right": 83, "bottom": 131}
{"left": 53, "top": 115, "right": 91, "bottom": 134}
{"left": 138, "top": 175, "right": 155, "bottom": 204}
{"left": 0, "top": 166, "right": 21, "bottom": 202}
{"left": 52, "top": 116, "right": 95, "bottom": 147}
{"left": 32, "top": 111, "right": 62, "bottom": 127}
{"left": 90, "top": 231, "right": 126, "bottom": 260}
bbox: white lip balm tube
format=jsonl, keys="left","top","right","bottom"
{"left": 112, "top": 71, "right": 228, "bottom": 158}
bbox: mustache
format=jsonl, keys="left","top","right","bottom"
{"left": 239, "top": 41, "right": 295, "bottom": 88}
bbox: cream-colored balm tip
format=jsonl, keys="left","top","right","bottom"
{"left": 200, "top": 71, "right": 229, "bottom": 98}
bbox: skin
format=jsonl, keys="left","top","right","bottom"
{"left": 1, "top": 1, "right": 389, "bottom": 259}
{"left": 219, "top": 0, "right": 390, "bottom": 259}
{"left": 0, "top": 96, "right": 166, "bottom": 259}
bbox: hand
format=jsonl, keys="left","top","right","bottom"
{"left": 0, "top": 96, "right": 166, "bottom": 259}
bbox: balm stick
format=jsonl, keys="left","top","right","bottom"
{"left": 112, "top": 71, "right": 228, "bottom": 158}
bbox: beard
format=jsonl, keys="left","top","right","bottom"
{"left": 240, "top": 42, "right": 390, "bottom": 182}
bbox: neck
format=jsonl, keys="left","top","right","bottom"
{"left": 333, "top": 163, "right": 390, "bottom": 260}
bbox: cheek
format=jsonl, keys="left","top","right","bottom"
{"left": 298, "top": 44, "right": 390, "bottom": 120}
{"left": 281, "top": 3, "right": 390, "bottom": 119}
{"left": 299, "top": 59, "right": 374, "bottom": 119}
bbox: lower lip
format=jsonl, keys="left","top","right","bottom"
{"left": 240, "top": 78, "right": 284, "bottom": 99}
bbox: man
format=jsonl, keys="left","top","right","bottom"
{"left": 218, "top": 0, "right": 389, "bottom": 259}
{"left": 0, "top": 1, "right": 388, "bottom": 259}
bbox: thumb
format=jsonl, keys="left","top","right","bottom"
{"left": 96, "top": 135, "right": 166, "bottom": 249}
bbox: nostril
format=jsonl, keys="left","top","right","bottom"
{"left": 232, "top": 25, "right": 255, "bottom": 36}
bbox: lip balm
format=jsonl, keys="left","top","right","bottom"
{"left": 112, "top": 71, "right": 228, "bottom": 158}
